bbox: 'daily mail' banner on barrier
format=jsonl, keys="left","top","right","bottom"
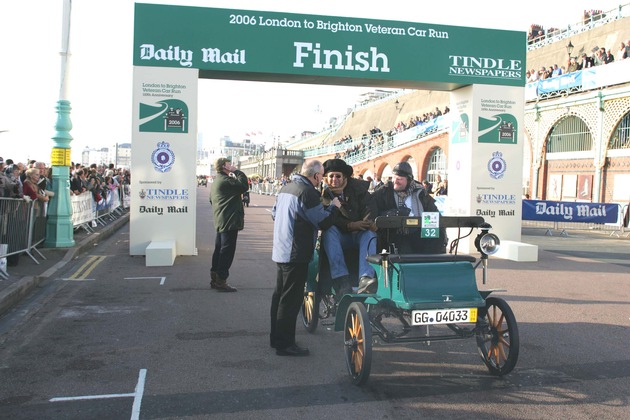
{"left": 522, "top": 200, "right": 619, "bottom": 223}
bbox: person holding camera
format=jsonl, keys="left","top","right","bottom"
{"left": 209, "top": 157, "right": 249, "bottom": 292}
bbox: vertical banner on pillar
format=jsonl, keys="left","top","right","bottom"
{"left": 472, "top": 84, "right": 523, "bottom": 243}
{"left": 130, "top": 66, "right": 198, "bottom": 255}
{"left": 448, "top": 85, "right": 524, "bottom": 251}
{"left": 447, "top": 87, "right": 474, "bottom": 217}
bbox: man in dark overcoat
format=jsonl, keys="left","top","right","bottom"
{"left": 209, "top": 157, "right": 249, "bottom": 292}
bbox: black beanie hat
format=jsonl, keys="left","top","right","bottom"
{"left": 393, "top": 161, "right": 414, "bottom": 180}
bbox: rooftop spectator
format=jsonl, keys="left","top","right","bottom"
{"left": 615, "top": 42, "right": 626, "bottom": 61}
{"left": 578, "top": 53, "right": 594, "bottom": 70}
{"left": 593, "top": 48, "right": 604, "bottom": 66}
{"left": 538, "top": 67, "right": 548, "bottom": 80}
{"left": 551, "top": 64, "right": 563, "bottom": 77}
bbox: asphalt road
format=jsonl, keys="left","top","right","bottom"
{"left": 0, "top": 189, "right": 628, "bottom": 419}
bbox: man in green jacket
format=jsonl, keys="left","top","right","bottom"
{"left": 209, "top": 157, "right": 249, "bottom": 292}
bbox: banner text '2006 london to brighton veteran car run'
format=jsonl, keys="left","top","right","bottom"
{"left": 137, "top": 12, "right": 523, "bottom": 80}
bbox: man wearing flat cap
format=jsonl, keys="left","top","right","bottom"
{"left": 209, "top": 157, "right": 249, "bottom": 292}
{"left": 372, "top": 161, "right": 446, "bottom": 275}
{"left": 320, "top": 158, "right": 378, "bottom": 296}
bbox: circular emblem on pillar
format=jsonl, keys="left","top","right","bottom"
{"left": 152, "top": 141, "right": 175, "bottom": 173}
{"left": 487, "top": 151, "right": 506, "bottom": 179}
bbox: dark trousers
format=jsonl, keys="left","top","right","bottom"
{"left": 270, "top": 262, "right": 308, "bottom": 349}
{"left": 211, "top": 230, "right": 239, "bottom": 280}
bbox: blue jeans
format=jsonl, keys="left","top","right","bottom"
{"left": 321, "top": 225, "right": 377, "bottom": 280}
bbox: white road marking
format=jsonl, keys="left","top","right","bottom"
{"left": 50, "top": 392, "right": 134, "bottom": 402}
{"left": 60, "top": 278, "right": 95, "bottom": 281}
{"left": 131, "top": 368, "right": 147, "bottom": 420}
{"left": 124, "top": 276, "right": 166, "bottom": 285}
{"left": 50, "top": 369, "right": 147, "bottom": 420}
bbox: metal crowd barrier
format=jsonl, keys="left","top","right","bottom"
{"left": 251, "top": 182, "right": 279, "bottom": 196}
{"left": 0, "top": 198, "right": 48, "bottom": 279}
{"left": 71, "top": 186, "right": 129, "bottom": 233}
{"left": 0, "top": 187, "right": 130, "bottom": 279}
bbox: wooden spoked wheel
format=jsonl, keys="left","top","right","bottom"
{"left": 476, "top": 297, "right": 519, "bottom": 376}
{"left": 344, "top": 302, "right": 372, "bottom": 385}
{"left": 301, "top": 291, "right": 319, "bottom": 333}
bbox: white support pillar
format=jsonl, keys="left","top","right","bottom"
{"left": 130, "top": 67, "right": 199, "bottom": 258}
{"left": 447, "top": 84, "right": 538, "bottom": 262}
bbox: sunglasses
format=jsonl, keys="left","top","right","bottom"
{"left": 327, "top": 174, "right": 343, "bottom": 179}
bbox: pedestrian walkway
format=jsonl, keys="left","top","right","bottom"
{"left": 0, "top": 212, "right": 129, "bottom": 317}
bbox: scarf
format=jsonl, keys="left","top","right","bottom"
{"left": 393, "top": 184, "right": 423, "bottom": 216}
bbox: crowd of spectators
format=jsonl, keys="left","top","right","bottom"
{"left": 0, "top": 156, "right": 130, "bottom": 206}
{"left": 388, "top": 106, "right": 449, "bottom": 137}
{"left": 69, "top": 162, "right": 130, "bottom": 205}
{"left": 526, "top": 8, "right": 630, "bottom": 83}
{"left": 329, "top": 105, "right": 450, "bottom": 161}
{"left": 0, "top": 157, "right": 51, "bottom": 201}
{"left": 527, "top": 10, "right": 608, "bottom": 45}
{"left": 527, "top": 40, "right": 630, "bottom": 83}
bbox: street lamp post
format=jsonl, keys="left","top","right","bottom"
{"left": 45, "top": 0, "right": 75, "bottom": 248}
{"left": 566, "top": 40, "right": 574, "bottom": 58}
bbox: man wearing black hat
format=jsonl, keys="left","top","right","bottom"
{"left": 372, "top": 161, "right": 446, "bottom": 272}
{"left": 320, "top": 158, "right": 378, "bottom": 295}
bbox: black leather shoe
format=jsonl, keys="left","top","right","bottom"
{"left": 276, "top": 344, "right": 310, "bottom": 356}
{"left": 357, "top": 276, "right": 377, "bottom": 294}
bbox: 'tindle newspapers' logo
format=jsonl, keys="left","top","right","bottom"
{"left": 448, "top": 56, "right": 523, "bottom": 80}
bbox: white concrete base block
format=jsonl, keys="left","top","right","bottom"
{"left": 146, "top": 240, "right": 177, "bottom": 266}
{"left": 494, "top": 240, "right": 538, "bottom": 262}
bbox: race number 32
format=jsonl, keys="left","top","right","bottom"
{"left": 421, "top": 228, "right": 438, "bottom": 238}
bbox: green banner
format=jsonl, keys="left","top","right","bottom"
{"left": 133, "top": 3, "right": 526, "bottom": 90}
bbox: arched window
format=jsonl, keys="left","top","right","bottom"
{"left": 427, "top": 148, "right": 446, "bottom": 184}
{"left": 546, "top": 116, "right": 593, "bottom": 153}
{"left": 608, "top": 111, "right": 630, "bottom": 150}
